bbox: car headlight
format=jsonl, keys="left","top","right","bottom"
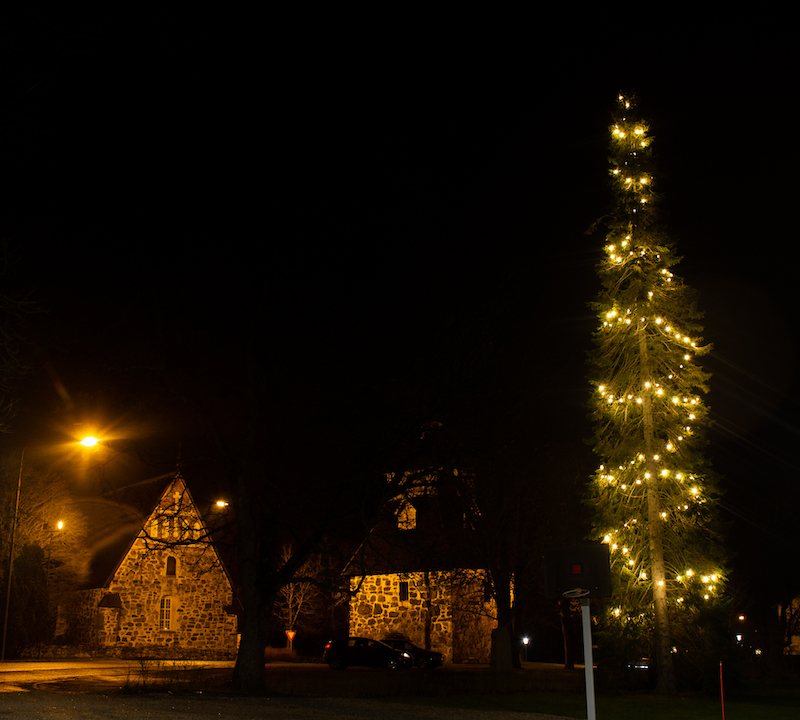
{"left": 402, "top": 652, "right": 411, "bottom": 659}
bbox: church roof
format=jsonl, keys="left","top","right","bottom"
{"left": 346, "top": 492, "right": 483, "bottom": 576}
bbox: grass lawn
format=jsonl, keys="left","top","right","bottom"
{"left": 387, "top": 679, "right": 800, "bottom": 719}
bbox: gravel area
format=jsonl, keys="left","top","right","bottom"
{"left": 0, "top": 692, "right": 578, "bottom": 719}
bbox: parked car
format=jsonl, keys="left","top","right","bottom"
{"left": 382, "top": 638, "right": 443, "bottom": 669}
{"left": 323, "top": 637, "right": 413, "bottom": 670}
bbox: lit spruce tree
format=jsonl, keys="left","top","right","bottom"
{"left": 587, "top": 94, "right": 726, "bottom": 694}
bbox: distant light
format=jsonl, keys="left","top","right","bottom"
{"left": 56, "top": 520, "right": 64, "bottom": 530}
{"left": 522, "top": 637, "right": 529, "bottom": 645}
{"left": 80, "top": 436, "right": 99, "bottom": 447}
{"left": 216, "top": 500, "right": 229, "bottom": 508}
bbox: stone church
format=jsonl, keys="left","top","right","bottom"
{"left": 65, "top": 473, "right": 237, "bottom": 658}
{"left": 347, "top": 472, "right": 498, "bottom": 663}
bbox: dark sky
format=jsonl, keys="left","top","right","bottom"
{"left": 2, "top": 15, "right": 798, "bottom": 582}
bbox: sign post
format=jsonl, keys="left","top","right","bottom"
{"left": 580, "top": 594, "right": 596, "bottom": 720}
{"left": 543, "top": 544, "right": 612, "bottom": 720}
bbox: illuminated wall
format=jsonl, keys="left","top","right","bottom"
{"left": 349, "top": 569, "right": 496, "bottom": 664}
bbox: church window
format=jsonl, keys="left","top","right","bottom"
{"left": 166, "top": 556, "right": 177, "bottom": 576}
{"left": 159, "top": 597, "right": 172, "bottom": 630}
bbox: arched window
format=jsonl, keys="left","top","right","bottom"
{"left": 159, "top": 597, "right": 172, "bottom": 630}
{"left": 166, "top": 556, "right": 177, "bottom": 576}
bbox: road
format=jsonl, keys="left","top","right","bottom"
{"left": 0, "top": 659, "right": 576, "bottom": 719}
{"left": 0, "top": 658, "right": 235, "bottom": 693}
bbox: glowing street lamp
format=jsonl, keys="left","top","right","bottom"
{"left": 522, "top": 636, "right": 530, "bottom": 663}
{"left": 80, "top": 436, "right": 100, "bottom": 448}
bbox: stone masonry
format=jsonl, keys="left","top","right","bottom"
{"left": 349, "top": 569, "right": 496, "bottom": 663}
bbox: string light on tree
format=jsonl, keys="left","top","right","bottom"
{"left": 587, "top": 94, "right": 727, "bottom": 696}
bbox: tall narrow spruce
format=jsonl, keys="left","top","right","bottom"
{"left": 587, "top": 94, "right": 725, "bottom": 694}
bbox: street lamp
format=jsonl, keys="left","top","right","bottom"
{"left": 1, "top": 446, "right": 27, "bottom": 662}
{"left": 39, "top": 521, "right": 64, "bottom": 660}
{"left": 522, "top": 636, "right": 530, "bottom": 663}
{"left": 45, "top": 521, "right": 65, "bottom": 577}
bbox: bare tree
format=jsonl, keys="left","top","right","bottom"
{"left": 0, "top": 456, "right": 88, "bottom": 655}
{"left": 273, "top": 543, "right": 326, "bottom": 642}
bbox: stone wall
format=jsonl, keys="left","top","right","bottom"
{"left": 102, "top": 540, "right": 237, "bottom": 657}
{"left": 784, "top": 598, "right": 800, "bottom": 655}
{"left": 67, "top": 588, "right": 106, "bottom": 646}
{"left": 64, "top": 539, "right": 237, "bottom": 658}
{"left": 451, "top": 571, "right": 496, "bottom": 663}
{"left": 349, "top": 569, "right": 496, "bottom": 663}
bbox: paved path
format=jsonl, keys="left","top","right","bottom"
{"left": 0, "top": 658, "right": 235, "bottom": 693}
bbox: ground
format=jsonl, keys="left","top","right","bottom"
{"left": 0, "top": 694, "right": 573, "bottom": 720}
{"left": 0, "top": 659, "right": 574, "bottom": 719}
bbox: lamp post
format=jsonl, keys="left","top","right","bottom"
{"left": 38, "top": 520, "right": 64, "bottom": 659}
{"left": 522, "top": 636, "right": 529, "bottom": 663}
{"left": 1, "top": 447, "right": 27, "bottom": 662}
{"left": 45, "top": 520, "right": 65, "bottom": 579}
{"left": 2, "top": 437, "right": 95, "bottom": 661}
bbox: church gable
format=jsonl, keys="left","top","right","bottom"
{"left": 72, "top": 473, "right": 237, "bottom": 658}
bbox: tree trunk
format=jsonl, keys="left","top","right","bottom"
{"left": 491, "top": 624, "right": 514, "bottom": 671}
{"left": 231, "top": 465, "right": 268, "bottom": 693}
{"left": 639, "top": 328, "right": 676, "bottom": 695}
{"left": 233, "top": 600, "right": 268, "bottom": 693}
{"left": 490, "top": 571, "right": 520, "bottom": 670}
{"left": 423, "top": 571, "right": 432, "bottom": 650}
{"left": 646, "top": 472, "right": 676, "bottom": 694}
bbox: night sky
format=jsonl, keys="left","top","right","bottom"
{"left": 2, "top": 15, "right": 798, "bottom": 607}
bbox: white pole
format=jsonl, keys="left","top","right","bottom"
{"left": 581, "top": 595, "right": 597, "bottom": 720}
